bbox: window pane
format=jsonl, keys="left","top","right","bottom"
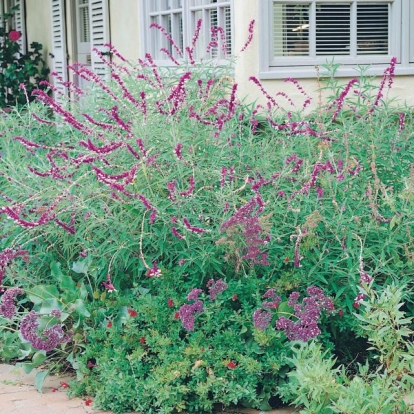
{"left": 273, "top": 3, "right": 309, "bottom": 57}
{"left": 79, "top": 4, "right": 90, "bottom": 43}
{"left": 224, "top": 5, "right": 232, "bottom": 55}
{"left": 316, "top": 4, "right": 350, "bottom": 55}
{"left": 357, "top": 3, "right": 389, "bottom": 55}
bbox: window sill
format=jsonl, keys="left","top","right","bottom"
{"left": 259, "top": 64, "right": 414, "bottom": 80}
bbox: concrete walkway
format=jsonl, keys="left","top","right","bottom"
{"left": 0, "top": 364, "right": 296, "bottom": 414}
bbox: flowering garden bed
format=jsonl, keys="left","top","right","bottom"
{"left": 1, "top": 20, "right": 414, "bottom": 414}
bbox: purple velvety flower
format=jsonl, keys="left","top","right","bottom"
{"left": 0, "top": 287, "right": 24, "bottom": 319}
{"left": 178, "top": 300, "right": 204, "bottom": 331}
{"left": 253, "top": 309, "right": 272, "bottom": 330}
{"left": 20, "top": 311, "right": 72, "bottom": 351}
{"left": 187, "top": 288, "right": 203, "bottom": 301}
{"left": 207, "top": 279, "right": 228, "bottom": 300}
{"left": 275, "top": 286, "right": 333, "bottom": 342}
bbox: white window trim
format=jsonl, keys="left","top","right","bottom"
{"left": 141, "top": 0, "right": 234, "bottom": 66}
{"left": 259, "top": 0, "right": 414, "bottom": 79}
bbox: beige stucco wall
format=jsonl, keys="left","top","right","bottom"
{"left": 109, "top": 0, "right": 141, "bottom": 62}
{"left": 22, "top": 0, "right": 414, "bottom": 108}
{"left": 233, "top": 0, "right": 414, "bottom": 111}
{"left": 25, "top": 0, "right": 52, "bottom": 69}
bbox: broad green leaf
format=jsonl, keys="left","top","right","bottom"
{"left": 35, "top": 370, "right": 49, "bottom": 393}
{"left": 72, "top": 256, "right": 92, "bottom": 275}
{"left": 28, "top": 285, "right": 60, "bottom": 305}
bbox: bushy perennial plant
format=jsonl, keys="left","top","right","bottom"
{"left": 0, "top": 16, "right": 413, "bottom": 413}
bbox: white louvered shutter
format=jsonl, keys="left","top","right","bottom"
{"left": 89, "top": 0, "right": 110, "bottom": 78}
{"left": 13, "top": 0, "right": 26, "bottom": 53}
{"left": 50, "top": 0, "right": 68, "bottom": 101}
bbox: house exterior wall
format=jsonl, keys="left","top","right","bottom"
{"left": 109, "top": 0, "right": 141, "bottom": 61}
{"left": 25, "top": 0, "right": 52, "bottom": 68}
{"left": 24, "top": 0, "right": 414, "bottom": 108}
{"left": 234, "top": 0, "right": 414, "bottom": 110}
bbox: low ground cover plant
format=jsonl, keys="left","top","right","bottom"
{"left": 0, "top": 19, "right": 413, "bottom": 413}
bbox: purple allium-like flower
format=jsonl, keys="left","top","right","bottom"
{"left": 179, "top": 300, "right": 204, "bottom": 331}
{"left": 262, "top": 288, "right": 277, "bottom": 299}
{"left": 0, "top": 287, "right": 24, "bottom": 319}
{"left": 262, "top": 289, "right": 281, "bottom": 309}
{"left": 50, "top": 309, "right": 62, "bottom": 319}
{"left": 187, "top": 288, "right": 203, "bottom": 301}
{"left": 20, "top": 311, "right": 71, "bottom": 351}
{"left": 253, "top": 309, "right": 272, "bottom": 330}
{"left": 207, "top": 279, "right": 228, "bottom": 301}
{"left": 288, "top": 291, "right": 300, "bottom": 307}
{"left": 276, "top": 287, "right": 333, "bottom": 342}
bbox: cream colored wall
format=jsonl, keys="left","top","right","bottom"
{"left": 233, "top": 0, "right": 414, "bottom": 111}
{"left": 109, "top": 0, "right": 140, "bottom": 62}
{"left": 23, "top": 0, "right": 414, "bottom": 107}
{"left": 25, "top": 0, "right": 52, "bottom": 69}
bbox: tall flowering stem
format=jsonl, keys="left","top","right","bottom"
{"left": 240, "top": 20, "right": 255, "bottom": 52}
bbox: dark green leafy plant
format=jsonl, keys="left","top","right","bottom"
{"left": 0, "top": 6, "right": 49, "bottom": 108}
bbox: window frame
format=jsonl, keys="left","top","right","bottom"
{"left": 259, "top": 0, "right": 414, "bottom": 79}
{"left": 141, "top": 0, "right": 233, "bottom": 65}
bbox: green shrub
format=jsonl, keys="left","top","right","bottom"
{"left": 0, "top": 20, "right": 413, "bottom": 412}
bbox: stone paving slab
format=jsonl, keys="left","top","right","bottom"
{"left": 0, "top": 364, "right": 297, "bottom": 414}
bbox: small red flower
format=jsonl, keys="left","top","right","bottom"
{"left": 353, "top": 302, "right": 360, "bottom": 309}
{"left": 52, "top": 388, "right": 58, "bottom": 393}
{"left": 85, "top": 398, "right": 93, "bottom": 406}
{"left": 284, "top": 257, "right": 290, "bottom": 263}
{"left": 174, "top": 312, "right": 180, "bottom": 319}
{"left": 107, "top": 321, "right": 113, "bottom": 328}
{"left": 338, "top": 309, "right": 344, "bottom": 316}
{"left": 60, "top": 382, "right": 70, "bottom": 389}
{"left": 232, "top": 294, "right": 238, "bottom": 301}
{"left": 140, "top": 336, "right": 146, "bottom": 344}
{"left": 128, "top": 309, "right": 138, "bottom": 317}
{"left": 227, "top": 361, "right": 236, "bottom": 369}
{"left": 168, "top": 298, "right": 174, "bottom": 307}
{"left": 8, "top": 30, "right": 21, "bottom": 42}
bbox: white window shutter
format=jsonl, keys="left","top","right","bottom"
{"left": 89, "top": 0, "right": 110, "bottom": 78}
{"left": 13, "top": 0, "right": 26, "bottom": 53}
{"left": 50, "top": 0, "right": 68, "bottom": 101}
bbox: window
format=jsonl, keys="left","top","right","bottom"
{"left": 260, "top": 0, "right": 413, "bottom": 78}
{"left": 0, "top": 0, "right": 26, "bottom": 53}
{"left": 142, "top": 0, "right": 232, "bottom": 62}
